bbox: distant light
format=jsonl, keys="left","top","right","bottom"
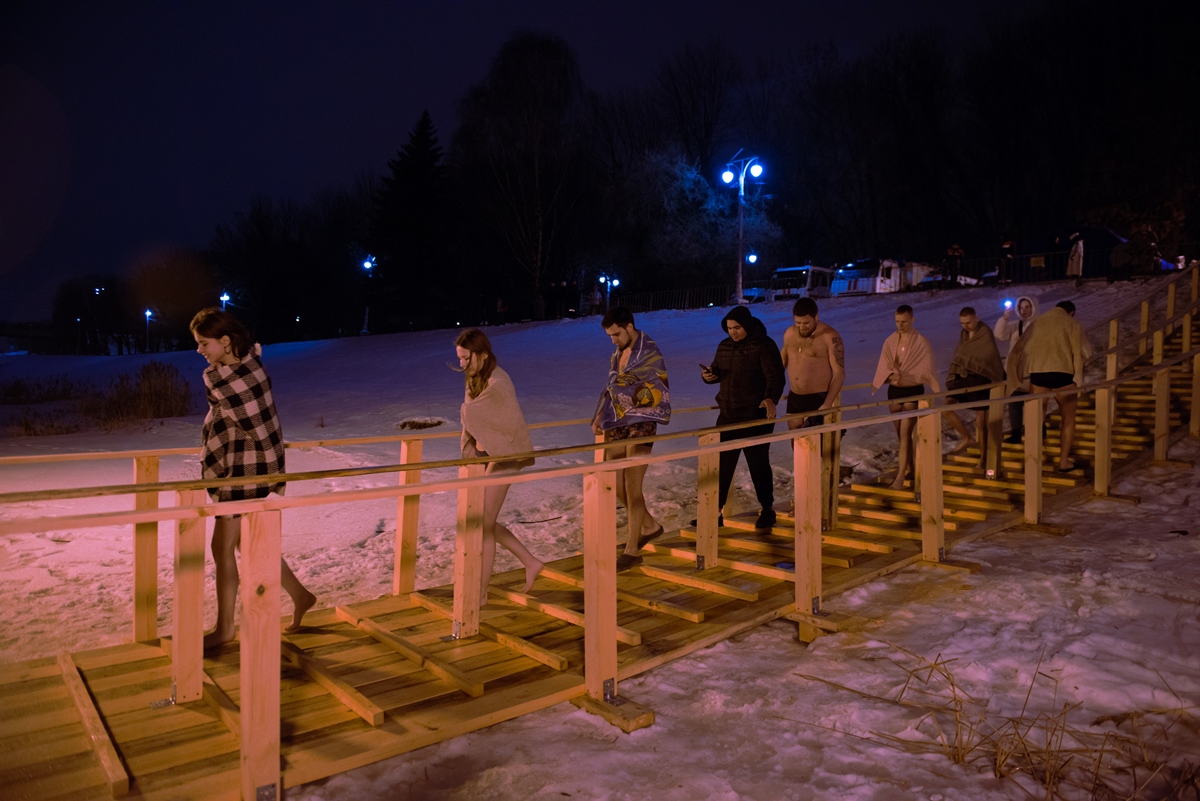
{"left": 721, "top": 170, "right": 734, "bottom": 184}
{"left": 707, "top": 302, "right": 714, "bottom": 307}
{"left": 220, "top": 292, "right": 230, "bottom": 303}
{"left": 456, "top": 321, "right": 461, "bottom": 326}
{"left": 1004, "top": 299, "right": 1013, "bottom": 309}
{"left": 747, "top": 254, "right": 758, "bottom": 264}
{"left": 144, "top": 309, "right": 151, "bottom": 318}
{"left": 76, "top": 317, "right": 80, "bottom": 322}
{"left": 598, "top": 276, "right": 607, "bottom": 284}
{"left": 611, "top": 278, "right": 620, "bottom": 287}
{"left": 749, "top": 163, "right": 763, "bottom": 178}
{"left": 363, "top": 260, "right": 372, "bottom": 269}
{"left": 296, "top": 316, "right": 301, "bottom": 322}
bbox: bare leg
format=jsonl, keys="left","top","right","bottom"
{"left": 943, "top": 400, "right": 975, "bottom": 453}
{"left": 281, "top": 558, "right": 316, "bottom": 632}
{"left": 973, "top": 410, "right": 988, "bottom": 467}
{"left": 606, "top": 443, "right": 658, "bottom": 554}
{"left": 1056, "top": 389, "right": 1078, "bottom": 470}
{"left": 892, "top": 416, "right": 917, "bottom": 489}
{"left": 205, "top": 516, "right": 241, "bottom": 649}
{"left": 480, "top": 465, "right": 542, "bottom": 595}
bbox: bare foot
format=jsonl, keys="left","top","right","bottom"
{"left": 889, "top": 475, "right": 908, "bottom": 490}
{"left": 522, "top": 559, "right": 545, "bottom": 593}
{"left": 285, "top": 589, "right": 317, "bottom": 633}
{"left": 203, "top": 627, "right": 236, "bottom": 650}
{"left": 950, "top": 438, "right": 976, "bottom": 455}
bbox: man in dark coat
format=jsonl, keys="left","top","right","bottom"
{"left": 701, "top": 306, "right": 786, "bottom": 529}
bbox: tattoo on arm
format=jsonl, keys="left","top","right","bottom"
{"left": 832, "top": 335, "right": 845, "bottom": 368}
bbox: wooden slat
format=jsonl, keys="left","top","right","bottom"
{"left": 1023, "top": 398, "right": 1043, "bottom": 524}
{"left": 172, "top": 489, "right": 206, "bottom": 704}
{"left": 538, "top": 565, "right": 704, "bottom": 623}
{"left": 394, "top": 438, "right": 422, "bottom": 594}
{"left": 132, "top": 455, "right": 159, "bottom": 643}
{"left": 486, "top": 585, "right": 642, "bottom": 646}
{"left": 636, "top": 563, "right": 758, "bottom": 601}
{"left": 409, "top": 592, "right": 569, "bottom": 670}
{"left": 694, "top": 432, "right": 720, "bottom": 568}
{"left": 280, "top": 639, "right": 387, "bottom": 724}
{"left": 56, "top": 651, "right": 129, "bottom": 798}
{"left": 917, "top": 403, "right": 945, "bottom": 562}
{"left": 453, "top": 464, "right": 485, "bottom": 638}
{"left": 202, "top": 672, "right": 241, "bottom": 738}
{"left": 335, "top": 606, "right": 486, "bottom": 697}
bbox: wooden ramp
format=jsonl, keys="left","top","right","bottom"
{"left": 2, "top": 301, "right": 1196, "bottom": 800}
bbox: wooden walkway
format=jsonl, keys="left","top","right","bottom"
{"left": 2, "top": 319, "right": 1197, "bottom": 800}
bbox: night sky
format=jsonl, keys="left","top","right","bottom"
{"left": 1, "top": 1, "right": 1013, "bottom": 322}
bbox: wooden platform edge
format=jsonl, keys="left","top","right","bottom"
{"left": 570, "top": 694, "right": 655, "bottom": 733}
{"left": 57, "top": 650, "right": 131, "bottom": 798}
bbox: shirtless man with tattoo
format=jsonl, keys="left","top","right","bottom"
{"left": 780, "top": 297, "right": 845, "bottom": 429}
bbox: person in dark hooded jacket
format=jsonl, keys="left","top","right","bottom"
{"left": 700, "top": 306, "right": 786, "bottom": 529}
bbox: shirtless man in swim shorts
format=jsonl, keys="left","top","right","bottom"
{"left": 780, "top": 297, "right": 845, "bottom": 430}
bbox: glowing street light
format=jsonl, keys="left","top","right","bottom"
{"left": 598, "top": 274, "right": 620, "bottom": 308}
{"left": 220, "top": 291, "right": 230, "bottom": 310}
{"left": 721, "top": 149, "right": 765, "bottom": 304}
{"left": 144, "top": 309, "right": 153, "bottom": 352}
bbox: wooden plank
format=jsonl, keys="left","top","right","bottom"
{"left": 172, "top": 489, "right": 206, "bottom": 704}
{"left": 409, "top": 592, "right": 569, "bottom": 670}
{"left": 239, "top": 509, "right": 282, "bottom": 801}
{"left": 636, "top": 563, "right": 759, "bottom": 601}
{"left": 794, "top": 433, "right": 823, "bottom": 614}
{"left": 485, "top": 584, "right": 642, "bottom": 647}
{"left": 202, "top": 673, "right": 241, "bottom": 738}
{"left": 570, "top": 693, "right": 654, "bottom": 732}
{"left": 1154, "top": 365, "right": 1171, "bottom": 460}
{"left": 678, "top": 529, "right": 870, "bottom": 569}
{"left": 1023, "top": 397, "right": 1043, "bottom": 524}
{"left": 917, "top": 404, "right": 945, "bottom": 562}
{"left": 132, "top": 455, "right": 159, "bottom": 643}
{"left": 336, "top": 605, "right": 486, "bottom": 697}
{"left": 694, "top": 432, "right": 720, "bottom": 568}
{"left": 1094, "top": 385, "right": 1113, "bottom": 495}
{"left": 453, "top": 464, "right": 485, "bottom": 639}
{"left": 538, "top": 565, "right": 703, "bottom": 623}
{"left": 56, "top": 651, "right": 129, "bottom": 797}
{"left": 280, "top": 639, "right": 387, "bottom": 724}
{"left": 584, "top": 464, "right": 617, "bottom": 703}
{"left": 394, "top": 438, "right": 422, "bottom": 595}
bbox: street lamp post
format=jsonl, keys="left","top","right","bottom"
{"left": 361, "top": 256, "right": 375, "bottom": 335}
{"left": 144, "top": 309, "right": 152, "bottom": 353}
{"left": 598, "top": 274, "right": 620, "bottom": 309}
{"left": 721, "top": 150, "right": 764, "bottom": 304}
{"left": 220, "top": 292, "right": 230, "bottom": 311}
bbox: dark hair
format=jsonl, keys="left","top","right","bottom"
{"left": 454, "top": 328, "right": 497, "bottom": 399}
{"left": 190, "top": 307, "right": 252, "bottom": 359}
{"left": 601, "top": 306, "right": 635, "bottom": 329}
{"left": 896, "top": 304, "right": 914, "bottom": 316}
{"left": 792, "top": 297, "right": 818, "bottom": 318}
{"left": 1056, "top": 300, "right": 1076, "bottom": 314}
{"left": 959, "top": 306, "right": 977, "bottom": 317}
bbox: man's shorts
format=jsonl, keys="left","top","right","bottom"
{"left": 604, "top": 421, "right": 658, "bottom": 442}
{"left": 1030, "top": 372, "right": 1074, "bottom": 390}
{"left": 946, "top": 373, "right": 993, "bottom": 404}
{"left": 887, "top": 384, "right": 926, "bottom": 401}
{"left": 786, "top": 392, "right": 825, "bottom": 427}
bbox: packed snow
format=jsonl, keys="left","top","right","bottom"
{"left": 2, "top": 278, "right": 1197, "bottom": 800}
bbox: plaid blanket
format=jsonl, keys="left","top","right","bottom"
{"left": 595, "top": 330, "right": 671, "bottom": 430}
{"left": 201, "top": 346, "right": 285, "bottom": 502}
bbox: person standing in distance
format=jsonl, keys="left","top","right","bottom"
{"left": 872, "top": 305, "right": 941, "bottom": 490}
{"left": 700, "top": 306, "right": 785, "bottom": 530}
{"left": 944, "top": 306, "right": 1005, "bottom": 466}
{"left": 995, "top": 295, "right": 1039, "bottom": 443}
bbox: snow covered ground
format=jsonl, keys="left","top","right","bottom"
{"left": 2, "top": 278, "right": 1197, "bottom": 800}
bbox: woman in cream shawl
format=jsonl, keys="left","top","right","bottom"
{"left": 456, "top": 329, "right": 544, "bottom": 596}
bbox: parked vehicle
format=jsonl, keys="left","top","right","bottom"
{"left": 830, "top": 259, "right": 938, "bottom": 295}
{"left": 770, "top": 265, "right": 832, "bottom": 300}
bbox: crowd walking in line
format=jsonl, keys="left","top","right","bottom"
{"left": 191, "top": 295, "right": 1091, "bottom": 644}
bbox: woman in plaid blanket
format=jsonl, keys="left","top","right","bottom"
{"left": 191, "top": 308, "right": 316, "bottom": 649}
{"left": 456, "top": 328, "right": 544, "bottom": 597}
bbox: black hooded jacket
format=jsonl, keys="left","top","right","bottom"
{"left": 702, "top": 306, "right": 786, "bottom": 421}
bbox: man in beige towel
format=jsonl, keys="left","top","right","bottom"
{"left": 872, "top": 305, "right": 941, "bottom": 489}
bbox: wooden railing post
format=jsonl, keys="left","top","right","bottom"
{"left": 793, "top": 433, "right": 822, "bottom": 615}
{"left": 1167, "top": 282, "right": 1177, "bottom": 336}
{"left": 986, "top": 385, "right": 1004, "bottom": 479}
{"left": 1139, "top": 299, "right": 1150, "bottom": 356}
{"left": 1107, "top": 320, "right": 1119, "bottom": 380}
{"left": 1153, "top": 329, "right": 1164, "bottom": 366}
{"left": 583, "top": 463, "right": 618, "bottom": 702}
{"left": 1023, "top": 397, "right": 1043, "bottom": 524}
{"left": 133, "top": 455, "right": 160, "bottom": 642}
{"left": 1154, "top": 364, "right": 1170, "bottom": 461}
{"left": 452, "top": 464, "right": 485, "bottom": 639}
{"left": 172, "top": 490, "right": 206, "bottom": 703}
{"left": 1192, "top": 266, "right": 1200, "bottom": 305}
{"left": 1183, "top": 312, "right": 1193, "bottom": 354}
{"left": 695, "top": 432, "right": 720, "bottom": 570}
{"left": 821, "top": 408, "right": 842, "bottom": 531}
{"left": 1094, "top": 386, "right": 1113, "bottom": 496}
{"left": 393, "top": 437, "right": 423, "bottom": 595}
{"left": 916, "top": 402, "right": 945, "bottom": 562}
{"left": 1191, "top": 353, "right": 1200, "bottom": 439}
{"left": 240, "top": 509, "right": 282, "bottom": 801}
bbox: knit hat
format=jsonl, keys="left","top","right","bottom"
{"left": 721, "top": 305, "right": 754, "bottom": 333}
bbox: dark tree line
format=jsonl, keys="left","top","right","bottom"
{"left": 44, "top": 0, "right": 1200, "bottom": 350}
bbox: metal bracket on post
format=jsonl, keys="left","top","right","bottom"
{"left": 986, "top": 468, "right": 996, "bottom": 480}
{"left": 602, "top": 678, "right": 624, "bottom": 706}
{"left": 913, "top": 491, "right": 921, "bottom": 503}
{"left": 695, "top": 555, "right": 705, "bottom": 571}
{"left": 256, "top": 785, "right": 278, "bottom": 801}
{"left": 811, "top": 596, "right": 829, "bottom": 617}
{"left": 451, "top": 620, "right": 462, "bottom": 640}
{"left": 938, "top": 547, "right": 945, "bottom": 562}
